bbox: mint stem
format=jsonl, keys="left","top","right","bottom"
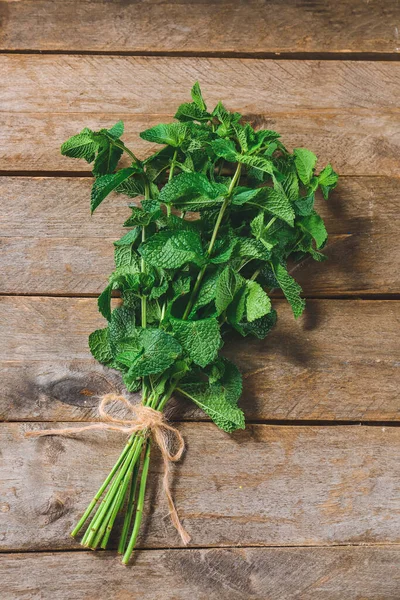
{"left": 122, "top": 439, "right": 152, "bottom": 564}
{"left": 71, "top": 433, "right": 136, "bottom": 538}
{"left": 182, "top": 162, "right": 242, "bottom": 319}
{"left": 165, "top": 149, "right": 178, "bottom": 217}
{"left": 113, "top": 139, "right": 141, "bottom": 166}
{"left": 118, "top": 461, "right": 140, "bottom": 554}
{"left": 264, "top": 215, "right": 277, "bottom": 232}
{"left": 82, "top": 436, "right": 144, "bottom": 548}
{"left": 100, "top": 453, "right": 136, "bottom": 550}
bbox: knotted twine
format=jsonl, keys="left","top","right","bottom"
{"left": 26, "top": 393, "right": 191, "bottom": 545}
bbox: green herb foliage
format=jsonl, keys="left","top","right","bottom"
{"left": 62, "top": 81, "right": 338, "bottom": 426}
{"left": 62, "top": 83, "right": 338, "bottom": 562}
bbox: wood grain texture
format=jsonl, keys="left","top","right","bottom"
{"left": 3, "top": 57, "right": 399, "bottom": 113}
{"left": 1, "top": 297, "right": 399, "bottom": 422}
{"left": 1, "top": 57, "right": 399, "bottom": 175}
{"left": 2, "top": 176, "right": 398, "bottom": 237}
{"left": 2, "top": 547, "right": 400, "bottom": 600}
{"left": 0, "top": 0, "right": 399, "bottom": 54}
{"left": 0, "top": 3, "right": 398, "bottom": 592}
{"left": 3, "top": 111, "right": 399, "bottom": 176}
{"left": 1, "top": 421, "right": 400, "bottom": 550}
{"left": 2, "top": 110, "right": 400, "bottom": 175}
{"left": 2, "top": 233, "right": 398, "bottom": 296}
{"left": 1, "top": 176, "right": 399, "bottom": 295}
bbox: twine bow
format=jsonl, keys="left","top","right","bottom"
{"left": 26, "top": 393, "right": 191, "bottom": 545}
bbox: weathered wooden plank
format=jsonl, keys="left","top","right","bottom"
{"left": 2, "top": 110, "right": 399, "bottom": 176}
{"left": 1, "top": 297, "right": 398, "bottom": 422}
{"left": 2, "top": 176, "right": 398, "bottom": 237}
{"left": 1, "top": 233, "right": 398, "bottom": 296}
{"left": 1, "top": 58, "right": 399, "bottom": 175}
{"left": 0, "top": 0, "right": 398, "bottom": 54}
{"left": 4, "top": 57, "right": 399, "bottom": 113}
{"left": 293, "top": 233, "right": 400, "bottom": 295}
{"left": 1, "top": 422, "right": 399, "bottom": 550}
{"left": 2, "top": 547, "right": 400, "bottom": 600}
{"left": 1, "top": 176, "right": 399, "bottom": 295}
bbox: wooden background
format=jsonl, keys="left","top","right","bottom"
{"left": 1, "top": 1, "right": 400, "bottom": 598}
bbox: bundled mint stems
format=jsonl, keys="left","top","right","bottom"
{"left": 58, "top": 82, "right": 338, "bottom": 564}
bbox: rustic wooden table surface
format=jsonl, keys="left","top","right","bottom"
{"left": 1, "top": 1, "right": 400, "bottom": 598}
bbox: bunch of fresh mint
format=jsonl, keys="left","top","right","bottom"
{"left": 61, "top": 82, "right": 338, "bottom": 563}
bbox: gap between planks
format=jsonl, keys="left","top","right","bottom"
{"left": 2, "top": 542, "right": 400, "bottom": 556}
{"left": 1, "top": 50, "right": 400, "bottom": 62}
{"left": 2, "top": 418, "right": 400, "bottom": 427}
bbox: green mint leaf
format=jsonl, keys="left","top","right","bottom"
{"left": 110, "top": 271, "right": 154, "bottom": 296}
{"left": 98, "top": 284, "right": 113, "bottom": 321}
{"left": 318, "top": 163, "right": 338, "bottom": 186}
{"left": 142, "top": 198, "right": 161, "bottom": 213}
{"left": 108, "top": 305, "right": 137, "bottom": 347}
{"left": 294, "top": 148, "right": 317, "bottom": 185}
{"left": 171, "top": 317, "right": 221, "bottom": 367}
{"left": 205, "top": 358, "right": 226, "bottom": 384}
{"left": 318, "top": 164, "right": 339, "bottom": 199}
{"left": 114, "top": 244, "right": 141, "bottom": 270}
{"left": 61, "top": 128, "right": 97, "bottom": 162}
{"left": 254, "top": 129, "right": 281, "bottom": 145}
{"left": 217, "top": 357, "right": 243, "bottom": 404}
{"left": 180, "top": 358, "right": 244, "bottom": 431}
{"left": 140, "top": 123, "right": 188, "bottom": 147}
{"left": 212, "top": 101, "right": 231, "bottom": 135}
{"left": 92, "top": 140, "right": 123, "bottom": 176}
{"left": 114, "top": 229, "right": 141, "bottom": 246}
{"left": 91, "top": 167, "right": 137, "bottom": 213}
{"left": 123, "top": 206, "right": 159, "bottom": 227}
{"left": 235, "top": 237, "right": 270, "bottom": 260}
{"left": 233, "top": 124, "right": 249, "bottom": 152}
{"left": 116, "top": 175, "right": 146, "bottom": 199}
{"left": 238, "top": 154, "right": 274, "bottom": 174}
{"left": 139, "top": 229, "right": 206, "bottom": 269}
{"left": 294, "top": 192, "right": 315, "bottom": 216}
{"left": 191, "top": 271, "right": 219, "bottom": 313}
{"left": 299, "top": 240, "right": 328, "bottom": 262}
{"left": 250, "top": 212, "right": 265, "bottom": 239}
{"left": 174, "top": 102, "right": 210, "bottom": 122}
{"left": 159, "top": 172, "right": 227, "bottom": 210}
{"left": 210, "top": 138, "right": 238, "bottom": 162}
{"left": 149, "top": 278, "right": 169, "bottom": 300}
{"left": 264, "top": 183, "right": 295, "bottom": 226}
{"left": 88, "top": 328, "right": 113, "bottom": 364}
{"left": 172, "top": 275, "right": 192, "bottom": 299}
{"left": 271, "top": 259, "right": 305, "bottom": 318}
{"left": 191, "top": 81, "right": 207, "bottom": 111}
{"left": 232, "top": 187, "right": 261, "bottom": 205}
{"left": 226, "top": 285, "right": 248, "bottom": 325}
{"left": 212, "top": 101, "right": 242, "bottom": 137}
{"left": 107, "top": 120, "right": 124, "bottom": 139}
{"left": 246, "top": 281, "right": 271, "bottom": 322}
{"left": 236, "top": 309, "right": 277, "bottom": 339}
{"left": 210, "top": 237, "right": 237, "bottom": 264}
{"left": 118, "top": 329, "right": 182, "bottom": 378}
{"left": 62, "top": 124, "right": 126, "bottom": 175}
{"left": 178, "top": 382, "right": 245, "bottom": 432}
{"left": 146, "top": 300, "right": 163, "bottom": 324}
{"left": 282, "top": 172, "right": 300, "bottom": 202}
{"left": 215, "top": 266, "right": 244, "bottom": 315}
{"left": 122, "top": 371, "right": 143, "bottom": 393}
{"left": 298, "top": 212, "right": 328, "bottom": 248}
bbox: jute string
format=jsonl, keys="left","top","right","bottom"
{"left": 26, "top": 393, "right": 191, "bottom": 545}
